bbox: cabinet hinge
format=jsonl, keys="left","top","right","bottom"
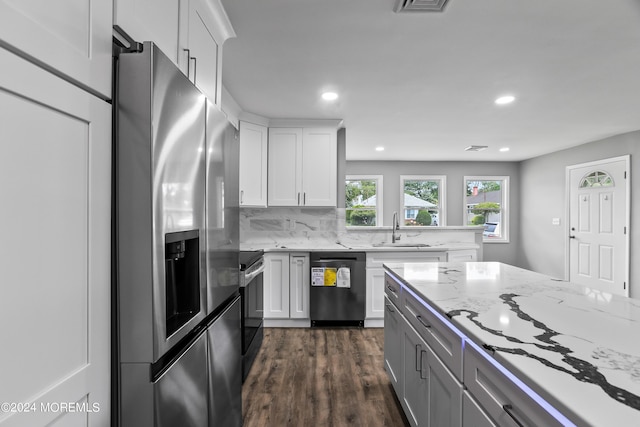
{"left": 624, "top": 171, "right": 627, "bottom": 179}
{"left": 624, "top": 226, "right": 627, "bottom": 235}
{"left": 624, "top": 282, "right": 627, "bottom": 290}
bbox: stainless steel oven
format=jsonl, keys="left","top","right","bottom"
{"left": 239, "top": 250, "right": 264, "bottom": 381}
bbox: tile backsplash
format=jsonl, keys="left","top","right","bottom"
{"left": 240, "top": 207, "right": 482, "bottom": 250}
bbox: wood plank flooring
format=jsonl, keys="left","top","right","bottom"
{"left": 242, "top": 327, "right": 409, "bottom": 427}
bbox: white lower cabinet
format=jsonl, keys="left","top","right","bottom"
{"left": 384, "top": 295, "right": 403, "bottom": 395}
{"left": 366, "top": 251, "right": 446, "bottom": 326}
{"left": 385, "top": 270, "right": 570, "bottom": 427}
{"left": 289, "top": 253, "right": 310, "bottom": 319}
{"left": 464, "top": 342, "right": 565, "bottom": 427}
{"left": 263, "top": 253, "right": 290, "bottom": 318}
{"left": 263, "top": 252, "right": 310, "bottom": 326}
{"left": 402, "top": 314, "right": 462, "bottom": 427}
{"left": 385, "top": 273, "right": 462, "bottom": 427}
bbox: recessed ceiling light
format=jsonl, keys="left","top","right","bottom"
{"left": 322, "top": 91, "right": 338, "bottom": 101}
{"left": 375, "top": 146, "right": 385, "bottom": 151}
{"left": 495, "top": 95, "right": 515, "bottom": 105}
{"left": 499, "top": 147, "right": 510, "bottom": 152}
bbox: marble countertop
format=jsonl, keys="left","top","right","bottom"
{"left": 240, "top": 242, "right": 479, "bottom": 252}
{"left": 384, "top": 261, "right": 640, "bottom": 427}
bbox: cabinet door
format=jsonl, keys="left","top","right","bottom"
{"left": 366, "top": 268, "right": 386, "bottom": 320}
{"left": 384, "top": 296, "right": 403, "bottom": 396}
{"left": 179, "top": 0, "right": 220, "bottom": 103}
{"left": 0, "top": 0, "right": 112, "bottom": 98}
{"left": 1, "top": 48, "right": 111, "bottom": 426}
{"left": 114, "top": 0, "right": 180, "bottom": 65}
{"left": 268, "top": 128, "right": 302, "bottom": 206}
{"left": 423, "top": 338, "right": 463, "bottom": 427}
{"left": 403, "top": 319, "right": 429, "bottom": 427}
{"left": 403, "top": 320, "right": 463, "bottom": 427}
{"left": 263, "top": 253, "right": 290, "bottom": 318}
{"left": 239, "top": 121, "right": 268, "bottom": 207}
{"left": 290, "top": 254, "right": 310, "bottom": 319}
{"left": 301, "top": 128, "right": 337, "bottom": 206}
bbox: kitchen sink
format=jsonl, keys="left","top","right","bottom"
{"left": 372, "top": 243, "right": 431, "bottom": 248}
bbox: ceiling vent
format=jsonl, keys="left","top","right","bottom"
{"left": 394, "top": 0, "right": 449, "bottom": 12}
{"left": 464, "top": 145, "right": 488, "bottom": 152}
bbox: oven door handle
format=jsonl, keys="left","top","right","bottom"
{"left": 244, "top": 263, "right": 265, "bottom": 283}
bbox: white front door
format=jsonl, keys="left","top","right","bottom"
{"left": 567, "top": 156, "right": 629, "bottom": 296}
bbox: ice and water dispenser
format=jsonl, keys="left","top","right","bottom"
{"left": 165, "top": 230, "right": 200, "bottom": 337}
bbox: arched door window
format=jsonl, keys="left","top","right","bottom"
{"left": 579, "top": 171, "right": 614, "bottom": 188}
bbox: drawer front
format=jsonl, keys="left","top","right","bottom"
{"left": 367, "top": 251, "right": 446, "bottom": 268}
{"left": 384, "top": 273, "right": 402, "bottom": 309}
{"left": 464, "top": 343, "right": 567, "bottom": 427}
{"left": 463, "top": 391, "right": 496, "bottom": 427}
{"left": 401, "top": 290, "right": 463, "bottom": 381}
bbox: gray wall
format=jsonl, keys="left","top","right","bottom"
{"left": 346, "top": 161, "right": 520, "bottom": 264}
{"left": 518, "top": 130, "right": 640, "bottom": 297}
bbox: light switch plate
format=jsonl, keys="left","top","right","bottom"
{"left": 552, "top": 218, "right": 561, "bottom": 226}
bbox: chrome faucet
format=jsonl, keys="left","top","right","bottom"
{"left": 392, "top": 211, "right": 401, "bottom": 243}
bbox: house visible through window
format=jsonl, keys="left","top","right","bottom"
{"left": 400, "top": 175, "right": 445, "bottom": 227}
{"left": 345, "top": 175, "right": 383, "bottom": 227}
{"left": 464, "top": 176, "right": 509, "bottom": 242}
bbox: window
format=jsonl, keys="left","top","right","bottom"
{"left": 345, "top": 175, "right": 383, "bottom": 227}
{"left": 464, "top": 176, "right": 509, "bottom": 242}
{"left": 580, "top": 171, "right": 613, "bottom": 188}
{"left": 400, "top": 175, "right": 445, "bottom": 227}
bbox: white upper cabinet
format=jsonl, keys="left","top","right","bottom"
{"left": 179, "top": 0, "right": 235, "bottom": 105}
{"left": 268, "top": 127, "right": 303, "bottom": 206}
{"left": 114, "top": 0, "right": 180, "bottom": 64}
{"left": 239, "top": 121, "right": 268, "bottom": 207}
{"left": 0, "top": 0, "right": 112, "bottom": 98}
{"left": 268, "top": 127, "right": 337, "bottom": 207}
{"left": 301, "top": 128, "right": 338, "bottom": 206}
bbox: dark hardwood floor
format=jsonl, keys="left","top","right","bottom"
{"left": 242, "top": 327, "right": 409, "bottom": 427}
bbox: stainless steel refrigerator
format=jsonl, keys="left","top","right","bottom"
{"left": 114, "top": 41, "right": 241, "bottom": 427}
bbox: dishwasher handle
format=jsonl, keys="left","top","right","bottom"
{"left": 312, "top": 258, "right": 360, "bottom": 263}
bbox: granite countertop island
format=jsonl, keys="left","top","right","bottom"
{"left": 384, "top": 261, "right": 640, "bottom": 427}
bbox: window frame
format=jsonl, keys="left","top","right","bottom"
{"left": 399, "top": 175, "right": 446, "bottom": 227}
{"left": 464, "top": 175, "right": 509, "bottom": 243}
{"left": 345, "top": 175, "right": 384, "bottom": 228}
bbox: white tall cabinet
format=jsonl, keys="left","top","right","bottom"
{"left": 268, "top": 127, "right": 337, "bottom": 207}
{"left": 239, "top": 121, "right": 268, "bottom": 207}
{"left": 0, "top": 16, "right": 111, "bottom": 427}
{"left": 0, "top": 0, "right": 112, "bottom": 99}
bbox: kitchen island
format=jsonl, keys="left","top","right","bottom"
{"left": 384, "top": 262, "right": 640, "bottom": 427}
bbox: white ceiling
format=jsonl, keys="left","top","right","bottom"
{"left": 220, "top": 0, "right": 640, "bottom": 161}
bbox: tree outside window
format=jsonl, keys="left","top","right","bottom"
{"left": 345, "top": 176, "right": 383, "bottom": 227}
{"left": 464, "top": 176, "right": 509, "bottom": 242}
{"left": 400, "top": 176, "right": 445, "bottom": 227}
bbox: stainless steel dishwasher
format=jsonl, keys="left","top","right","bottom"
{"left": 310, "top": 252, "right": 366, "bottom": 327}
